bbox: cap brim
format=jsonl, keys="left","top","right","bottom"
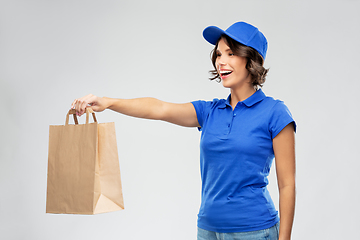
{"left": 203, "top": 25, "right": 247, "bottom": 47}
{"left": 203, "top": 26, "right": 226, "bottom": 45}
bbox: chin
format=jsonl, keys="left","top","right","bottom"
{"left": 221, "top": 80, "right": 233, "bottom": 89}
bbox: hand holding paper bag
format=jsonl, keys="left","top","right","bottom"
{"left": 46, "top": 108, "right": 124, "bottom": 214}
{"left": 71, "top": 94, "right": 108, "bottom": 116}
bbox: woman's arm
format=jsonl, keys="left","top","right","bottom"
{"left": 272, "top": 123, "right": 296, "bottom": 240}
{"left": 71, "top": 94, "right": 200, "bottom": 127}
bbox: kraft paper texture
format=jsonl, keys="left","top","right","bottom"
{"left": 46, "top": 108, "right": 124, "bottom": 214}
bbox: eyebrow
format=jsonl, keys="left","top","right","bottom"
{"left": 216, "top": 48, "right": 232, "bottom": 53}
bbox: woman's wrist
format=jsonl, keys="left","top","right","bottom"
{"left": 102, "top": 97, "right": 116, "bottom": 110}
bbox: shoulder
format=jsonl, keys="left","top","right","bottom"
{"left": 266, "top": 97, "right": 292, "bottom": 115}
{"left": 258, "top": 95, "right": 291, "bottom": 114}
{"left": 191, "top": 97, "right": 226, "bottom": 128}
{"left": 191, "top": 98, "right": 225, "bottom": 110}
{"left": 262, "top": 96, "right": 296, "bottom": 137}
{"left": 262, "top": 95, "right": 283, "bottom": 107}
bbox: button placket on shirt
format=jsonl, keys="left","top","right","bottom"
{"left": 226, "top": 103, "right": 242, "bottom": 135}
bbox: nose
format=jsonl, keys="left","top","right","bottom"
{"left": 217, "top": 59, "right": 226, "bottom": 71}
{"left": 217, "top": 54, "right": 227, "bottom": 68}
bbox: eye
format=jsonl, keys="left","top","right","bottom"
{"left": 229, "top": 52, "right": 234, "bottom": 56}
{"left": 216, "top": 52, "right": 221, "bottom": 57}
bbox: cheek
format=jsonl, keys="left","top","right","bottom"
{"left": 236, "top": 61, "right": 248, "bottom": 74}
{"left": 242, "top": 68, "right": 250, "bottom": 77}
{"left": 234, "top": 57, "right": 247, "bottom": 67}
{"left": 214, "top": 60, "right": 219, "bottom": 69}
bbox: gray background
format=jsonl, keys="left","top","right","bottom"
{"left": 1, "top": 0, "right": 359, "bottom": 239}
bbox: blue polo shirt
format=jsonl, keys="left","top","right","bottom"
{"left": 191, "top": 89, "right": 296, "bottom": 233}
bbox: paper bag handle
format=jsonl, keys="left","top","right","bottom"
{"left": 65, "top": 108, "right": 98, "bottom": 125}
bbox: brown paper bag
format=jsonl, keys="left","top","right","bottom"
{"left": 46, "top": 108, "right": 124, "bottom": 214}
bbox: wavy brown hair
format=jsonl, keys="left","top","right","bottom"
{"left": 209, "top": 35, "right": 269, "bottom": 88}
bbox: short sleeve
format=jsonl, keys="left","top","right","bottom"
{"left": 269, "top": 101, "right": 296, "bottom": 139}
{"left": 191, "top": 100, "right": 215, "bottom": 130}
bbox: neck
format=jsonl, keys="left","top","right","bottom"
{"left": 230, "top": 85, "right": 256, "bottom": 109}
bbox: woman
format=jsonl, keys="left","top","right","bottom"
{"left": 72, "top": 21, "right": 296, "bottom": 240}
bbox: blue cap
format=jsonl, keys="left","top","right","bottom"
{"left": 203, "top": 21, "right": 268, "bottom": 59}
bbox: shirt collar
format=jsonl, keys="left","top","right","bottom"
{"left": 219, "top": 89, "right": 266, "bottom": 108}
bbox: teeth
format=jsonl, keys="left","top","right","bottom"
{"left": 220, "top": 70, "right": 232, "bottom": 75}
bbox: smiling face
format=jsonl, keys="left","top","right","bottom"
{"left": 215, "top": 38, "right": 252, "bottom": 90}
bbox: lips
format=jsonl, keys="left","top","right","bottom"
{"left": 219, "top": 70, "right": 233, "bottom": 79}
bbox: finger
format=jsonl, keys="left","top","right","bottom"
{"left": 75, "top": 100, "right": 83, "bottom": 116}
{"left": 71, "top": 100, "right": 76, "bottom": 109}
{"left": 75, "top": 98, "right": 83, "bottom": 114}
{"left": 72, "top": 94, "right": 99, "bottom": 116}
{"left": 73, "top": 94, "right": 91, "bottom": 116}
{"left": 80, "top": 99, "right": 89, "bottom": 116}
{"left": 79, "top": 94, "right": 97, "bottom": 116}
{"left": 72, "top": 97, "right": 82, "bottom": 109}
{"left": 72, "top": 99, "right": 80, "bottom": 114}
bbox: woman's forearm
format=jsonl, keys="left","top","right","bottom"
{"left": 272, "top": 124, "right": 296, "bottom": 240}
{"left": 104, "top": 97, "right": 166, "bottom": 120}
{"left": 278, "top": 185, "right": 296, "bottom": 240}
